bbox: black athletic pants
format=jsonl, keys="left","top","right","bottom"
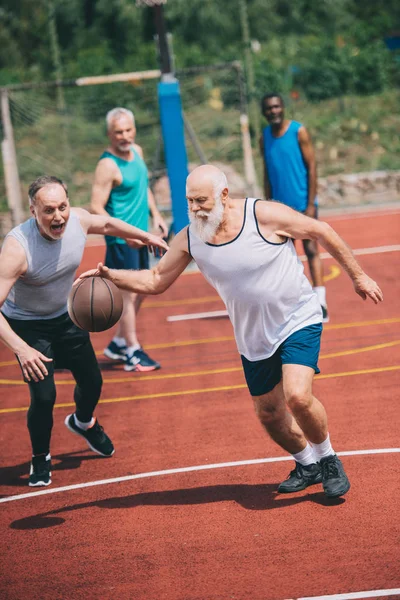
{"left": 4, "top": 312, "right": 102, "bottom": 456}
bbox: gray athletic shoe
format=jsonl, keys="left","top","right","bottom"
{"left": 278, "top": 462, "right": 322, "bottom": 493}
{"left": 320, "top": 454, "right": 350, "bottom": 498}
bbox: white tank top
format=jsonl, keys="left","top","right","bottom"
{"left": 2, "top": 212, "right": 87, "bottom": 320}
{"left": 188, "top": 198, "right": 322, "bottom": 361}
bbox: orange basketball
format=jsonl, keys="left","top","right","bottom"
{"left": 68, "top": 277, "right": 123, "bottom": 332}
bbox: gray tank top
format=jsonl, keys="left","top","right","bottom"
{"left": 2, "top": 211, "right": 87, "bottom": 320}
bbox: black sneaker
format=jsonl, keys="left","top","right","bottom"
{"left": 104, "top": 340, "right": 127, "bottom": 361}
{"left": 29, "top": 453, "right": 52, "bottom": 487}
{"left": 64, "top": 414, "right": 114, "bottom": 457}
{"left": 320, "top": 454, "right": 350, "bottom": 498}
{"left": 321, "top": 305, "right": 329, "bottom": 323}
{"left": 278, "top": 462, "right": 322, "bottom": 493}
{"left": 124, "top": 348, "right": 161, "bottom": 372}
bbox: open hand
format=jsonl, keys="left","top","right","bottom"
{"left": 17, "top": 346, "right": 53, "bottom": 382}
{"left": 74, "top": 263, "right": 108, "bottom": 285}
{"left": 353, "top": 274, "right": 383, "bottom": 304}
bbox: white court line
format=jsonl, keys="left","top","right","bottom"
{"left": 285, "top": 588, "right": 400, "bottom": 599}
{"left": 301, "top": 244, "right": 400, "bottom": 262}
{"left": 1, "top": 447, "right": 399, "bottom": 505}
{"left": 167, "top": 310, "right": 228, "bottom": 321}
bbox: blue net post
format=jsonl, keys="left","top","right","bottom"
{"left": 157, "top": 79, "right": 189, "bottom": 234}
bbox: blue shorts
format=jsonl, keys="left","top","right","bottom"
{"left": 105, "top": 243, "right": 149, "bottom": 271}
{"left": 241, "top": 323, "right": 322, "bottom": 396}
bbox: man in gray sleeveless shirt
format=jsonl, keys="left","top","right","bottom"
{"left": 0, "top": 175, "right": 168, "bottom": 487}
{"left": 78, "top": 165, "right": 383, "bottom": 499}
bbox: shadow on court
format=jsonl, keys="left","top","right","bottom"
{"left": 10, "top": 483, "right": 345, "bottom": 530}
{"left": 0, "top": 450, "right": 105, "bottom": 493}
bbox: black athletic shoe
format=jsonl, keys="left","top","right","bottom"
{"left": 321, "top": 305, "right": 329, "bottom": 323}
{"left": 64, "top": 414, "right": 114, "bottom": 457}
{"left": 104, "top": 341, "right": 127, "bottom": 362}
{"left": 277, "top": 462, "right": 322, "bottom": 493}
{"left": 320, "top": 454, "right": 350, "bottom": 498}
{"left": 124, "top": 348, "right": 161, "bottom": 372}
{"left": 29, "top": 453, "right": 52, "bottom": 487}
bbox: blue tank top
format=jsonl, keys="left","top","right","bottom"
{"left": 263, "top": 121, "right": 314, "bottom": 212}
{"left": 101, "top": 147, "right": 149, "bottom": 245}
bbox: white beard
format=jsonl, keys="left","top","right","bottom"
{"left": 189, "top": 195, "right": 225, "bottom": 243}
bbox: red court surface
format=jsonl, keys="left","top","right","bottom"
{"left": 1, "top": 208, "right": 399, "bottom": 600}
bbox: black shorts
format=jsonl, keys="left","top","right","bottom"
{"left": 3, "top": 311, "right": 94, "bottom": 380}
{"left": 105, "top": 243, "right": 149, "bottom": 271}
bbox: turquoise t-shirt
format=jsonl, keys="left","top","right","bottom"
{"left": 102, "top": 147, "right": 149, "bottom": 245}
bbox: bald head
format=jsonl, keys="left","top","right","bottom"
{"left": 186, "top": 165, "right": 228, "bottom": 199}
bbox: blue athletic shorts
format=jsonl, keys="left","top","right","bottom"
{"left": 105, "top": 243, "right": 149, "bottom": 271}
{"left": 241, "top": 323, "right": 323, "bottom": 396}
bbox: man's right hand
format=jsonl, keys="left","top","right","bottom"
{"left": 16, "top": 346, "right": 53, "bottom": 382}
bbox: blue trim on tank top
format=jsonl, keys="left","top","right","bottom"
{"left": 253, "top": 199, "right": 288, "bottom": 245}
{"left": 205, "top": 198, "right": 248, "bottom": 247}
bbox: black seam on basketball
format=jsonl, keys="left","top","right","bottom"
{"left": 102, "top": 278, "right": 115, "bottom": 328}
{"left": 70, "top": 279, "right": 86, "bottom": 330}
{"left": 90, "top": 277, "right": 95, "bottom": 331}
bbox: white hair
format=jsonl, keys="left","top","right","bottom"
{"left": 106, "top": 107, "right": 135, "bottom": 130}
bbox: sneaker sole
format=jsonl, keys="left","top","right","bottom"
{"left": 278, "top": 476, "right": 322, "bottom": 493}
{"left": 124, "top": 363, "right": 160, "bottom": 372}
{"left": 324, "top": 480, "right": 351, "bottom": 498}
{"left": 104, "top": 348, "right": 126, "bottom": 361}
{"left": 64, "top": 416, "right": 115, "bottom": 458}
{"left": 29, "top": 478, "right": 52, "bottom": 487}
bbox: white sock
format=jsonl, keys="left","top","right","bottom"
{"left": 292, "top": 443, "right": 317, "bottom": 466}
{"left": 313, "top": 286, "right": 327, "bottom": 307}
{"left": 113, "top": 336, "right": 126, "bottom": 347}
{"left": 74, "top": 414, "right": 95, "bottom": 431}
{"left": 312, "top": 434, "right": 335, "bottom": 461}
{"left": 126, "top": 343, "right": 141, "bottom": 355}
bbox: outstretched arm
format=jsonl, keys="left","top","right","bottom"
{"left": 77, "top": 227, "right": 192, "bottom": 295}
{"left": 256, "top": 201, "right": 383, "bottom": 304}
{"left": 74, "top": 208, "right": 169, "bottom": 255}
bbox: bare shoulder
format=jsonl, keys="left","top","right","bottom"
{"left": 95, "top": 155, "right": 119, "bottom": 176}
{"left": 0, "top": 235, "right": 27, "bottom": 276}
{"left": 297, "top": 125, "right": 311, "bottom": 142}
{"left": 254, "top": 198, "right": 289, "bottom": 223}
{"left": 71, "top": 206, "right": 90, "bottom": 221}
{"left": 172, "top": 226, "right": 190, "bottom": 253}
{"left": 133, "top": 143, "right": 144, "bottom": 159}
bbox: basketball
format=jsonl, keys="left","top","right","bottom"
{"left": 68, "top": 277, "right": 123, "bottom": 332}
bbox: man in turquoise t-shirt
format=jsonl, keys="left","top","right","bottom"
{"left": 260, "top": 93, "right": 329, "bottom": 323}
{"left": 91, "top": 107, "right": 168, "bottom": 371}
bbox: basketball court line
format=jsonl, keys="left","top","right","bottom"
{"left": 0, "top": 364, "right": 399, "bottom": 414}
{"left": 1, "top": 336, "right": 399, "bottom": 386}
{"left": 284, "top": 588, "right": 400, "bottom": 599}
{"left": 0, "top": 447, "right": 399, "bottom": 505}
{"left": 0, "top": 316, "right": 399, "bottom": 370}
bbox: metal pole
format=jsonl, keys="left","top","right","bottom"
{"left": 1, "top": 90, "right": 24, "bottom": 226}
{"left": 152, "top": 2, "right": 189, "bottom": 233}
{"left": 239, "top": 0, "right": 260, "bottom": 146}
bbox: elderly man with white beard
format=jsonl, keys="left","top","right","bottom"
{"left": 77, "top": 164, "right": 383, "bottom": 499}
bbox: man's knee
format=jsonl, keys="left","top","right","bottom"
{"left": 286, "top": 389, "right": 313, "bottom": 414}
{"left": 253, "top": 389, "right": 283, "bottom": 425}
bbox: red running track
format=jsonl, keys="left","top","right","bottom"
{"left": 0, "top": 208, "right": 399, "bottom": 600}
